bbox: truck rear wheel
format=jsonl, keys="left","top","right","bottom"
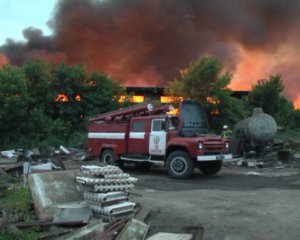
{"left": 198, "top": 160, "right": 222, "bottom": 175}
{"left": 166, "top": 151, "right": 194, "bottom": 179}
{"left": 101, "top": 149, "right": 116, "bottom": 165}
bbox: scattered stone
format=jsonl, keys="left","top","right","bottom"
{"left": 293, "top": 152, "right": 300, "bottom": 159}
{"left": 244, "top": 172, "right": 263, "bottom": 176}
{"left": 59, "top": 145, "right": 71, "bottom": 155}
{"left": 1, "top": 150, "right": 18, "bottom": 158}
{"left": 247, "top": 159, "right": 257, "bottom": 167}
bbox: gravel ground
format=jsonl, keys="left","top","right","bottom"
{"left": 127, "top": 165, "right": 300, "bottom": 240}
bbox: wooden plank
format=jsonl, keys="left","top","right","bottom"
{"left": 38, "top": 229, "right": 73, "bottom": 240}
{"left": 15, "top": 220, "right": 86, "bottom": 229}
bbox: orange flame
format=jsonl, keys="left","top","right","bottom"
{"left": 119, "top": 95, "right": 145, "bottom": 103}
{"left": 210, "top": 109, "right": 220, "bottom": 115}
{"left": 161, "top": 96, "right": 184, "bottom": 103}
{"left": 206, "top": 96, "right": 220, "bottom": 104}
{"left": 55, "top": 94, "right": 69, "bottom": 102}
{"left": 167, "top": 108, "right": 179, "bottom": 115}
{"left": 75, "top": 95, "right": 81, "bottom": 101}
{"left": 294, "top": 96, "right": 300, "bottom": 109}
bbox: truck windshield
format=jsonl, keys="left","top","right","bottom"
{"left": 180, "top": 100, "right": 209, "bottom": 136}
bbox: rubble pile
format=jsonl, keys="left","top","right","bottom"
{"left": 76, "top": 165, "right": 137, "bottom": 221}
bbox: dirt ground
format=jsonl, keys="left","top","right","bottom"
{"left": 127, "top": 165, "right": 300, "bottom": 240}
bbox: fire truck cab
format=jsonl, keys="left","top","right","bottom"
{"left": 88, "top": 100, "right": 232, "bottom": 179}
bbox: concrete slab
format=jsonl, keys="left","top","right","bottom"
{"left": 28, "top": 169, "right": 84, "bottom": 221}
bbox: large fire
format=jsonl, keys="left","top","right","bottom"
{"left": 1, "top": 0, "right": 300, "bottom": 108}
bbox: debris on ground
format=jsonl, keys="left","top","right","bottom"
{"left": 224, "top": 140, "right": 300, "bottom": 169}
{"left": 147, "top": 232, "right": 193, "bottom": 240}
{"left": 28, "top": 169, "right": 84, "bottom": 221}
{"left": 2, "top": 141, "right": 300, "bottom": 239}
{"left": 59, "top": 219, "right": 105, "bottom": 240}
{"left": 53, "top": 201, "right": 91, "bottom": 225}
{"left": 117, "top": 218, "right": 149, "bottom": 240}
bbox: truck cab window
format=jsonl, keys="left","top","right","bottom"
{"left": 169, "top": 117, "right": 179, "bottom": 130}
{"left": 132, "top": 121, "right": 145, "bottom": 132}
{"left": 152, "top": 119, "right": 166, "bottom": 132}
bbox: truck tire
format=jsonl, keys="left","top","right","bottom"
{"left": 166, "top": 151, "right": 194, "bottom": 179}
{"left": 101, "top": 149, "right": 116, "bottom": 165}
{"left": 198, "top": 160, "right": 222, "bottom": 175}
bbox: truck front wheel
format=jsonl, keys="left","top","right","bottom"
{"left": 166, "top": 151, "right": 194, "bottom": 179}
{"left": 101, "top": 149, "right": 116, "bottom": 165}
{"left": 198, "top": 160, "right": 222, "bottom": 175}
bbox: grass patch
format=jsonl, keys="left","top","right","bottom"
{"left": 275, "top": 128, "right": 300, "bottom": 143}
{"left": 0, "top": 176, "right": 40, "bottom": 240}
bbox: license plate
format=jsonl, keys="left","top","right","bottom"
{"left": 216, "top": 155, "right": 224, "bottom": 160}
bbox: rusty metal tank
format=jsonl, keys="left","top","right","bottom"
{"left": 233, "top": 108, "right": 277, "bottom": 143}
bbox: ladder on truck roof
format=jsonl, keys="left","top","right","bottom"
{"left": 89, "top": 103, "right": 174, "bottom": 123}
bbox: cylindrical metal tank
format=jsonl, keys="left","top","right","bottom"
{"left": 234, "top": 108, "right": 277, "bottom": 143}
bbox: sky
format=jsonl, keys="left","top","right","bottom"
{"left": 0, "top": 0, "right": 57, "bottom": 45}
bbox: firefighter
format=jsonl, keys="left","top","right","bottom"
{"left": 221, "top": 125, "right": 232, "bottom": 138}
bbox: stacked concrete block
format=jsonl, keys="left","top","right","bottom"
{"left": 76, "top": 165, "right": 137, "bottom": 221}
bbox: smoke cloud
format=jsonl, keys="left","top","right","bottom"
{"left": 1, "top": 0, "right": 300, "bottom": 104}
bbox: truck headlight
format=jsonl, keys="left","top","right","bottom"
{"left": 225, "top": 142, "right": 229, "bottom": 149}
{"left": 198, "top": 143, "right": 203, "bottom": 149}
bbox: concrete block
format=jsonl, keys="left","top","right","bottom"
{"left": 28, "top": 169, "right": 84, "bottom": 221}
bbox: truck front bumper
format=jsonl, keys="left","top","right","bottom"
{"left": 197, "top": 154, "right": 232, "bottom": 161}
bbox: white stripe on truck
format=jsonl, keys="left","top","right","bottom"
{"left": 129, "top": 132, "right": 145, "bottom": 139}
{"left": 88, "top": 132, "right": 125, "bottom": 139}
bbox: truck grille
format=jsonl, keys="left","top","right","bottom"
{"left": 204, "top": 141, "right": 224, "bottom": 153}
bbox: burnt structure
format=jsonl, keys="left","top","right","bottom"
{"left": 125, "top": 86, "right": 248, "bottom": 101}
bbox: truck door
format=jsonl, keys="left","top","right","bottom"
{"left": 128, "top": 120, "right": 148, "bottom": 154}
{"left": 149, "top": 119, "right": 167, "bottom": 155}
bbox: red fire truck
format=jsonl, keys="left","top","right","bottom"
{"left": 87, "top": 100, "right": 232, "bottom": 179}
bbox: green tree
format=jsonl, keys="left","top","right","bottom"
{"left": 248, "top": 75, "right": 284, "bottom": 116}
{"left": 0, "top": 61, "right": 127, "bottom": 149}
{"left": 248, "top": 74, "right": 299, "bottom": 128}
{"left": 0, "top": 65, "right": 29, "bottom": 146}
{"left": 165, "top": 56, "right": 249, "bottom": 130}
{"left": 82, "top": 71, "right": 125, "bottom": 118}
{"left": 23, "top": 61, "right": 52, "bottom": 112}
